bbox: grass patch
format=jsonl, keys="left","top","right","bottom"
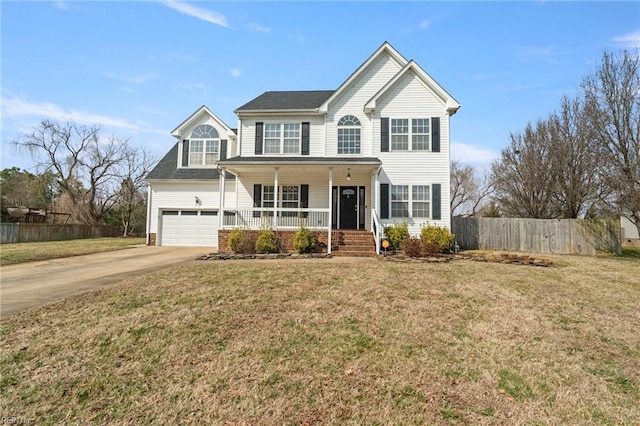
{"left": 0, "top": 237, "right": 145, "bottom": 265}
{"left": 1, "top": 254, "right": 639, "bottom": 424}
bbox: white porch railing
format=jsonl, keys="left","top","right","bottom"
{"left": 222, "top": 208, "right": 330, "bottom": 230}
{"left": 371, "top": 209, "right": 382, "bottom": 254}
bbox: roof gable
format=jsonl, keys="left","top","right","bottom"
{"left": 318, "top": 41, "right": 408, "bottom": 113}
{"left": 171, "top": 105, "right": 236, "bottom": 139}
{"left": 364, "top": 60, "right": 461, "bottom": 115}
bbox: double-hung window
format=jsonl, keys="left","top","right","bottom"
{"left": 412, "top": 185, "right": 430, "bottom": 217}
{"left": 189, "top": 125, "right": 219, "bottom": 165}
{"left": 391, "top": 185, "right": 409, "bottom": 218}
{"left": 262, "top": 185, "right": 300, "bottom": 209}
{"left": 390, "top": 184, "right": 431, "bottom": 218}
{"left": 390, "top": 118, "right": 430, "bottom": 151}
{"left": 391, "top": 119, "right": 409, "bottom": 151}
{"left": 264, "top": 123, "right": 300, "bottom": 154}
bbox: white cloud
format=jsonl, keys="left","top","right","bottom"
{"left": 160, "top": 0, "right": 229, "bottom": 28}
{"left": 404, "top": 19, "right": 431, "bottom": 32}
{"left": 248, "top": 23, "right": 271, "bottom": 33}
{"left": 230, "top": 68, "right": 242, "bottom": 78}
{"left": 517, "top": 46, "right": 568, "bottom": 63}
{"left": 612, "top": 31, "right": 640, "bottom": 48}
{"left": 1, "top": 97, "right": 139, "bottom": 130}
{"left": 290, "top": 32, "right": 306, "bottom": 43}
{"left": 52, "top": 1, "right": 69, "bottom": 10}
{"left": 451, "top": 142, "right": 499, "bottom": 165}
{"left": 104, "top": 72, "right": 158, "bottom": 84}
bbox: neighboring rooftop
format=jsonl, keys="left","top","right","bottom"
{"left": 235, "top": 90, "right": 335, "bottom": 112}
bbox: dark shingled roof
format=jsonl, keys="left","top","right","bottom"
{"left": 235, "top": 90, "right": 335, "bottom": 112}
{"left": 145, "top": 143, "right": 235, "bottom": 180}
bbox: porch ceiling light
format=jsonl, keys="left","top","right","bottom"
{"left": 347, "top": 168, "right": 351, "bottom": 181}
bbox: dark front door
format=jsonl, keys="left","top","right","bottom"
{"left": 339, "top": 186, "right": 358, "bottom": 229}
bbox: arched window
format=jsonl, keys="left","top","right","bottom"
{"left": 189, "top": 125, "right": 219, "bottom": 166}
{"left": 337, "top": 115, "right": 361, "bottom": 154}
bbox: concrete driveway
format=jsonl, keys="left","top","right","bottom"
{"left": 0, "top": 246, "right": 210, "bottom": 317}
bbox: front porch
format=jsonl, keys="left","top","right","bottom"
{"left": 216, "top": 157, "right": 385, "bottom": 254}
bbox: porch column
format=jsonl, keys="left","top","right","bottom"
{"left": 328, "top": 167, "right": 333, "bottom": 255}
{"left": 374, "top": 168, "right": 380, "bottom": 214}
{"left": 273, "top": 167, "right": 279, "bottom": 230}
{"left": 371, "top": 171, "right": 376, "bottom": 225}
{"left": 218, "top": 168, "right": 225, "bottom": 230}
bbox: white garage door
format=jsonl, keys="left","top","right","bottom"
{"left": 160, "top": 210, "right": 218, "bottom": 247}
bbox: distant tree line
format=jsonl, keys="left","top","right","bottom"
{"left": 2, "top": 120, "right": 157, "bottom": 236}
{"left": 451, "top": 49, "right": 640, "bottom": 237}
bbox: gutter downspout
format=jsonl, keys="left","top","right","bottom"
{"left": 145, "top": 183, "right": 153, "bottom": 245}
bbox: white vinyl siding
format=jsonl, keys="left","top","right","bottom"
{"left": 326, "top": 53, "right": 404, "bottom": 157}
{"left": 147, "top": 180, "right": 236, "bottom": 236}
{"left": 240, "top": 116, "right": 324, "bottom": 157}
{"left": 374, "top": 72, "right": 451, "bottom": 231}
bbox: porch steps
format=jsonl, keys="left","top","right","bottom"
{"left": 331, "top": 230, "right": 377, "bottom": 258}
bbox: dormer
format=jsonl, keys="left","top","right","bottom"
{"left": 172, "top": 105, "right": 237, "bottom": 168}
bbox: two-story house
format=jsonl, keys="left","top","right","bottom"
{"left": 145, "top": 42, "right": 460, "bottom": 254}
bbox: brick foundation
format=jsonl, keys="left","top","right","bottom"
{"left": 148, "top": 233, "right": 157, "bottom": 245}
{"left": 218, "top": 229, "right": 328, "bottom": 254}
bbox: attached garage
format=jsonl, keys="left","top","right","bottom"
{"left": 159, "top": 210, "right": 218, "bottom": 247}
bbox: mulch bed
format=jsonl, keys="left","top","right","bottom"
{"left": 197, "top": 251, "right": 553, "bottom": 266}
{"left": 380, "top": 252, "right": 553, "bottom": 267}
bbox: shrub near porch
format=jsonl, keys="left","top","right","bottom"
{"left": 219, "top": 229, "right": 329, "bottom": 254}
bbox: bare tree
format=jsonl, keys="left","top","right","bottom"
{"left": 547, "top": 95, "right": 603, "bottom": 218}
{"left": 491, "top": 120, "right": 561, "bottom": 218}
{"left": 582, "top": 49, "right": 640, "bottom": 235}
{"left": 114, "top": 148, "right": 156, "bottom": 236}
{"left": 14, "top": 120, "right": 156, "bottom": 225}
{"left": 450, "top": 161, "right": 493, "bottom": 217}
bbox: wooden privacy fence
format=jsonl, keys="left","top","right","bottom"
{"left": 451, "top": 217, "right": 621, "bottom": 255}
{"left": 1, "top": 223, "right": 121, "bottom": 244}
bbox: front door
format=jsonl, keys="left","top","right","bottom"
{"left": 339, "top": 186, "right": 358, "bottom": 229}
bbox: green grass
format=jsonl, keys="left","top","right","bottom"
{"left": 1, "top": 254, "right": 639, "bottom": 424}
{"left": 0, "top": 237, "right": 145, "bottom": 265}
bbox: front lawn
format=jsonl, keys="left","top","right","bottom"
{"left": 0, "top": 237, "right": 146, "bottom": 265}
{"left": 1, "top": 254, "right": 638, "bottom": 424}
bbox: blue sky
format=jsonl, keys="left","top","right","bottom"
{"left": 2, "top": 1, "right": 639, "bottom": 172}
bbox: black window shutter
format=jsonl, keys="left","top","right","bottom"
{"left": 253, "top": 184, "right": 262, "bottom": 218}
{"left": 301, "top": 122, "right": 310, "bottom": 155}
{"left": 300, "top": 184, "right": 309, "bottom": 208}
{"left": 431, "top": 117, "right": 440, "bottom": 152}
{"left": 381, "top": 117, "right": 389, "bottom": 152}
{"left": 432, "top": 183, "right": 441, "bottom": 220}
{"left": 255, "top": 122, "right": 263, "bottom": 155}
{"left": 380, "top": 183, "right": 389, "bottom": 219}
{"left": 181, "top": 140, "right": 189, "bottom": 167}
{"left": 220, "top": 139, "right": 227, "bottom": 161}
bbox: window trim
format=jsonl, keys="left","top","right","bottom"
{"left": 263, "top": 122, "right": 301, "bottom": 155}
{"left": 262, "top": 185, "right": 301, "bottom": 217}
{"left": 188, "top": 125, "right": 220, "bottom": 166}
{"left": 390, "top": 184, "right": 432, "bottom": 219}
{"left": 337, "top": 115, "right": 362, "bottom": 155}
{"left": 389, "top": 118, "right": 431, "bottom": 152}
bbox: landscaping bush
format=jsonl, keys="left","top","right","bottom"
{"left": 383, "top": 222, "right": 409, "bottom": 250}
{"left": 293, "top": 226, "right": 316, "bottom": 254}
{"left": 255, "top": 229, "right": 279, "bottom": 254}
{"left": 420, "top": 225, "right": 455, "bottom": 254}
{"left": 400, "top": 237, "right": 423, "bottom": 257}
{"left": 228, "top": 229, "right": 257, "bottom": 254}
